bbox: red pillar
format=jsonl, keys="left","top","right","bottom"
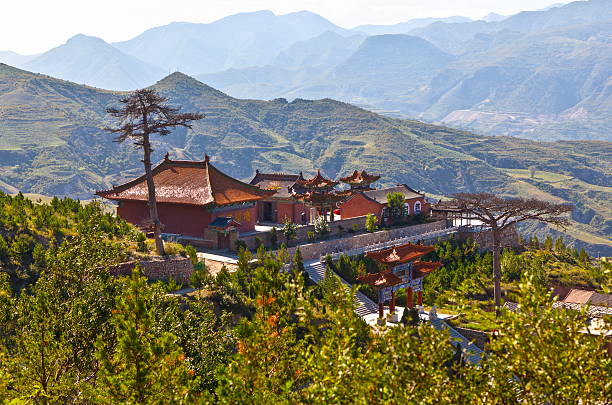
{"left": 390, "top": 291, "right": 396, "bottom": 314}
{"left": 417, "top": 290, "right": 423, "bottom": 306}
{"left": 378, "top": 301, "right": 384, "bottom": 319}
{"left": 406, "top": 287, "right": 414, "bottom": 309}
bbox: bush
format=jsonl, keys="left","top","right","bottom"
{"left": 282, "top": 220, "right": 297, "bottom": 245}
{"left": 190, "top": 261, "right": 209, "bottom": 288}
{"left": 185, "top": 245, "right": 198, "bottom": 265}
{"left": 307, "top": 231, "right": 316, "bottom": 241}
{"left": 234, "top": 240, "right": 247, "bottom": 252}
{"left": 135, "top": 232, "right": 148, "bottom": 253}
{"left": 163, "top": 242, "right": 186, "bottom": 256}
{"left": 313, "top": 216, "right": 330, "bottom": 237}
{"left": 365, "top": 214, "right": 377, "bottom": 233}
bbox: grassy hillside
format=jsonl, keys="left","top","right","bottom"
{"left": 0, "top": 64, "right": 610, "bottom": 254}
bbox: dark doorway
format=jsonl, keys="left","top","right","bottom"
{"left": 217, "top": 232, "right": 231, "bottom": 250}
{"left": 262, "top": 202, "right": 275, "bottom": 222}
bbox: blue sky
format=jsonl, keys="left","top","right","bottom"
{"left": 2, "top": 0, "right": 569, "bottom": 54}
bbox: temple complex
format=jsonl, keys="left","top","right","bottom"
{"left": 359, "top": 243, "right": 441, "bottom": 321}
{"left": 249, "top": 171, "right": 310, "bottom": 224}
{"left": 96, "top": 157, "right": 432, "bottom": 250}
{"left": 95, "top": 155, "right": 275, "bottom": 248}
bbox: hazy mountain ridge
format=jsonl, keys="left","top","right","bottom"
{"left": 0, "top": 65, "right": 610, "bottom": 254}
{"left": 21, "top": 34, "right": 165, "bottom": 90}
{"left": 4, "top": 1, "right": 610, "bottom": 141}
{"left": 113, "top": 10, "right": 352, "bottom": 75}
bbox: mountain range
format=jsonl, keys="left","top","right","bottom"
{"left": 1, "top": 0, "right": 610, "bottom": 141}
{"left": 0, "top": 64, "right": 610, "bottom": 255}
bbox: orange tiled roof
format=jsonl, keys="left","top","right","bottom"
{"left": 358, "top": 270, "right": 403, "bottom": 288}
{"left": 297, "top": 169, "right": 339, "bottom": 189}
{"left": 249, "top": 171, "right": 307, "bottom": 198}
{"left": 339, "top": 170, "right": 380, "bottom": 185}
{"left": 96, "top": 156, "right": 275, "bottom": 206}
{"left": 366, "top": 243, "right": 435, "bottom": 265}
{"left": 412, "top": 261, "right": 442, "bottom": 278}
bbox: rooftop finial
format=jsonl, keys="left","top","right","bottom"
{"left": 164, "top": 152, "right": 170, "bottom": 161}
{"left": 204, "top": 154, "right": 210, "bottom": 163}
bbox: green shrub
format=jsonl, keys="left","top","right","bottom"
{"left": 234, "top": 240, "right": 247, "bottom": 252}
{"left": 135, "top": 232, "right": 148, "bottom": 253}
{"left": 163, "top": 242, "right": 186, "bottom": 256}
{"left": 185, "top": 245, "right": 198, "bottom": 265}
{"left": 307, "top": 231, "right": 316, "bottom": 241}
{"left": 365, "top": 214, "right": 377, "bottom": 233}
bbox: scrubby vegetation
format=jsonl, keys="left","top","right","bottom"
{"left": 0, "top": 194, "right": 610, "bottom": 403}
{"left": 0, "top": 192, "right": 188, "bottom": 290}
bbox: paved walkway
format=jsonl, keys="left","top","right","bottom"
{"left": 303, "top": 226, "right": 484, "bottom": 365}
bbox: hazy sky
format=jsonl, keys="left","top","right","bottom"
{"left": 3, "top": 0, "right": 569, "bottom": 54}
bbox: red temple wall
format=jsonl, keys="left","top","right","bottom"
{"left": 117, "top": 200, "right": 212, "bottom": 237}
{"left": 340, "top": 195, "right": 431, "bottom": 221}
{"left": 293, "top": 202, "right": 310, "bottom": 224}
{"left": 275, "top": 202, "right": 294, "bottom": 223}
{"left": 339, "top": 194, "right": 384, "bottom": 221}
{"left": 404, "top": 197, "right": 431, "bottom": 216}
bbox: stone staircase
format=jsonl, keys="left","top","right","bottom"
{"left": 303, "top": 224, "right": 484, "bottom": 365}
{"left": 305, "top": 260, "right": 379, "bottom": 318}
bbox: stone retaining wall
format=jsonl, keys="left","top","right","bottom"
{"left": 108, "top": 256, "right": 194, "bottom": 284}
{"left": 238, "top": 215, "right": 370, "bottom": 251}
{"left": 275, "top": 220, "right": 448, "bottom": 261}
{"left": 458, "top": 224, "right": 520, "bottom": 250}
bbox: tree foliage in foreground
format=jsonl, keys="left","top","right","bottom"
{"left": 0, "top": 220, "right": 609, "bottom": 403}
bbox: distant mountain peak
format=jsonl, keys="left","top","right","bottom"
{"left": 66, "top": 34, "right": 107, "bottom": 45}
{"left": 154, "top": 72, "right": 230, "bottom": 98}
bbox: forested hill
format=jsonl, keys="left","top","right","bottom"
{"left": 0, "top": 64, "right": 610, "bottom": 254}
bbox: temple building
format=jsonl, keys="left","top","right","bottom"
{"left": 338, "top": 184, "right": 430, "bottom": 221}
{"left": 96, "top": 156, "right": 275, "bottom": 249}
{"left": 295, "top": 169, "right": 344, "bottom": 222}
{"left": 359, "top": 243, "right": 441, "bottom": 321}
{"left": 338, "top": 170, "right": 380, "bottom": 196}
{"left": 249, "top": 171, "right": 310, "bottom": 224}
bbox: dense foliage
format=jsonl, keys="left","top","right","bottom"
{"left": 0, "top": 196, "right": 610, "bottom": 403}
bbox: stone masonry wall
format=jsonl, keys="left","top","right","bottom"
{"left": 108, "top": 256, "right": 194, "bottom": 284}
{"left": 238, "top": 215, "right": 370, "bottom": 251}
{"left": 275, "top": 220, "right": 448, "bottom": 261}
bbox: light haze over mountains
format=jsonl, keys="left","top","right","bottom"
{"left": 1, "top": 0, "right": 610, "bottom": 141}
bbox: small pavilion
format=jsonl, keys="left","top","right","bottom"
{"left": 295, "top": 170, "right": 344, "bottom": 222}
{"left": 359, "top": 243, "right": 441, "bottom": 320}
{"left": 339, "top": 170, "right": 380, "bottom": 196}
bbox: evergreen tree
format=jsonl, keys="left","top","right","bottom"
{"left": 543, "top": 235, "right": 554, "bottom": 250}
{"left": 0, "top": 235, "right": 8, "bottom": 263}
{"left": 93, "top": 269, "right": 201, "bottom": 403}
{"left": 554, "top": 236, "right": 566, "bottom": 252}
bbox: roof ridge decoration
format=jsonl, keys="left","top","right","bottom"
{"left": 298, "top": 168, "right": 339, "bottom": 189}
{"left": 339, "top": 169, "right": 381, "bottom": 185}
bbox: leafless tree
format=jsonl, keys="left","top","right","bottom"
{"left": 105, "top": 89, "right": 204, "bottom": 255}
{"left": 442, "top": 193, "right": 572, "bottom": 312}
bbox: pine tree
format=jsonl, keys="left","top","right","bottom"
{"left": 554, "top": 236, "right": 566, "bottom": 252}
{"left": 0, "top": 235, "right": 8, "bottom": 263}
{"left": 93, "top": 269, "right": 201, "bottom": 403}
{"left": 543, "top": 235, "right": 553, "bottom": 250}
